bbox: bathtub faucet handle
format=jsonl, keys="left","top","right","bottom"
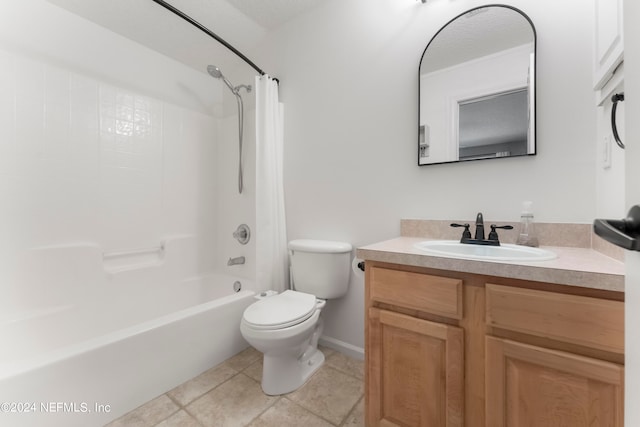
{"left": 233, "top": 224, "right": 251, "bottom": 245}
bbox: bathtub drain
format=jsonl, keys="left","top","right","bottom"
{"left": 233, "top": 281, "right": 242, "bottom": 292}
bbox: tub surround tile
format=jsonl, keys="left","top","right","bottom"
{"left": 247, "top": 398, "right": 334, "bottom": 427}
{"left": 187, "top": 373, "right": 278, "bottom": 427}
{"left": 287, "top": 366, "right": 364, "bottom": 426}
{"left": 105, "top": 394, "right": 179, "bottom": 427}
{"left": 168, "top": 362, "right": 238, "bottom": 406}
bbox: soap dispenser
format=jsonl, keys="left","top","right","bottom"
{"left": 516, "top": 201, "right": 539, "bottom": 247}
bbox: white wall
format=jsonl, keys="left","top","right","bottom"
{"left": 0, "top": 0, "right": 232, "bottom": 304}
{"left": 595, "top": 98, "right": 626, "bottom": 219}
{"left": 251, "top": 0, "right": 601, "bottom": 351}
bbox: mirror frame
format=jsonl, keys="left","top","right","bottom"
{"left": 418, "top": 4, "right": 537, "bottom": 166}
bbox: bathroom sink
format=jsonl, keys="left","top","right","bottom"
{"left": 413, "top": 240, "right": 557, "bottom": 262}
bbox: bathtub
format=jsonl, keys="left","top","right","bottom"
{"left": 0, "top": 272, "right": 255, "bottom": 427}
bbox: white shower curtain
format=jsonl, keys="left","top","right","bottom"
{"left": 255, "top": 75, "right": 287, "bottom": 292}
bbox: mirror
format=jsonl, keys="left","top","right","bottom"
{"left": 419, "top": 5, "right": 536, "bottom": 165}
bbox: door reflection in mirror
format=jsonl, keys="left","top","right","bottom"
{"left": 419, "top": 5, "right": 536, "bottom": 165}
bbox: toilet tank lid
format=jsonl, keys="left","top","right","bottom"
{"left": 288, "top": 239, "right": 352, "bottom": 253}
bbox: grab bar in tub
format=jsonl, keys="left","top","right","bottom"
{"left": 103, "top": 242, "right": 165, "bottom": 259}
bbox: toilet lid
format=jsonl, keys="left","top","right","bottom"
{"left": 243, "top": 290, "right": 317, "bottom": 330}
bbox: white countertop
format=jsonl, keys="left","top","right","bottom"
{"left": 357, "top": 237, "right": 625, "bottom": 292}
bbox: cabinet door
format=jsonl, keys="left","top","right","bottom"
{"left": 486, "top": 336, "right": 624, "bottom": 427}
{"left": 594, "top": 0, "right": 624, "bottom": 89}
{"left": 367, "top": 308, "right": 464, "bottom": 427}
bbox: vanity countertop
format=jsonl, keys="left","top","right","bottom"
{"left": 357, "top": 237, "right": 625, "bottom": 292}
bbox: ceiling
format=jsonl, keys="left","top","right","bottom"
{"left": 47, "top": 0, "right": 326, "bottom": 77}
{"left": 225, "top": 0, "right": 325, "bottom": 29}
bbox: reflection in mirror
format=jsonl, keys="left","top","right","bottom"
{"left": 419, "top": 5, "right": 536, "bottom": 165}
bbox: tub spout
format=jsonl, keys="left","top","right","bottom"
{"left": 227, "top": 256, "right": 245, "bottom": 266}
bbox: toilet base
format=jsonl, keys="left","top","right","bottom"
{"left": 261, "top": 348, "right": 325, "bottom": 395}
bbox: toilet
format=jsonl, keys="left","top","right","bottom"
{"left": 240, "top": 239, "right": 352, "bottom": 395}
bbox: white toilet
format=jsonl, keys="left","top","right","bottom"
{"left": 240, "top": 239, "right": 352, "bottom": 395}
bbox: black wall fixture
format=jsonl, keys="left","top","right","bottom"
{"left": 611, "top": 92, "right": 625, "bottom": 149}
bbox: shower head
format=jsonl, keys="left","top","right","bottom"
{"left": 207, "top": 65, "right": 223, "bottom": 79}
{"left": 207, "top": 64, "right": 237, "bottom": 94}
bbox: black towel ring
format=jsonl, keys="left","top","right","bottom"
{"left": 611, "top": 93, "right": 625, "bottom": 149}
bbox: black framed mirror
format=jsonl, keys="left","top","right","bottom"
{"left": 418, "top": 5, "right": 536, "bottom": 165}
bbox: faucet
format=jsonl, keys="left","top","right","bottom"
{"left": 227, "top": 256, "right": 245, "bottom": 266}
{"left": 474, "top": 212, "right": 485, "bottom": 240}
{"left": 451, "top": 212, "right": 513, "bottom": 246}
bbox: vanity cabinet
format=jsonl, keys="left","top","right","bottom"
{"left": 366, "top": 266, "right": 465, "bottom": 426}
{"left": 485, "top": 284, "right": 624, "bottom": 427}
{"left": 486, "top": 337, "right": 623, "bottom": 427}
{"left": 364, "top": 262, "right": 624, "bottom": 427}
{"left": 368, "top": 308, "right": 463, "bottom": 426}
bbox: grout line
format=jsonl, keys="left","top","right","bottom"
{"left": 181, "top": 404, "right": 207, "bottom": 427}
{"left": 126, "top": 350, "right": 364, "bottom": 427}
{"left": 282, "top": 396, "right": 341, "bottom": 427}
{"left": 338, "top": 394, "right": 364, "bottom": 427}
{"left": 164, "top": 391, "right": 182, "bottom": 408}
{"left": 244, "top": 395, "right": 283, "bottom": 426}
{"left": 285, "top": 365, "right": 363, "bottom": 426}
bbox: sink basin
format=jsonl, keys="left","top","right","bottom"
{"left": 413, "top": 240, "right": 557, "bottom": 261}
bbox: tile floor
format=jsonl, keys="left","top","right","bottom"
{"left": 105, "top": 346, "right": 364, "bottom": 427}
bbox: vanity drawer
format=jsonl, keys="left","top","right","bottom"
{"left": 486, "top": 284, "right": 624, "bottom": 354}
{"left": 369, "top": 267, "right": 463, "bottom": 319}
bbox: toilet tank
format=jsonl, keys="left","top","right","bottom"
{"left": 288, "top": 239, "right": 352, "bottom": 299}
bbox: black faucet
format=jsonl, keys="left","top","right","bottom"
{"left": 474, "top": 212, "right": 485, "bottom": 240}
{"left": 451, "top": 212, "right": 513, "bottom": 246}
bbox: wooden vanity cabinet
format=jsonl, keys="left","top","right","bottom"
{"left": 365, "top": 265, "right": 466, "bottom": 427}
{"left": 485, "top": 284, "right": 625, "bottom": 427}
{"left": 364, "top": 262, "right": 624, "bottom": 427}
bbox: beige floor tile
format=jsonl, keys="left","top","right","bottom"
{"left": 317, "top": 345, "right": 336, "bottom": 359}
{"left": 168, "top": 363, "right": 238, "bottom": 406}
{"left": 326, "top": 352, "right": 364, "bottom": 380}
{"left": 342, "top": 397, "right": 364, "bottom": 427}
{"left": 105, "top": 394, "right": 179, "bottom": 427}
{"left": 155, "top": 409, "right": 202, "bottom": 427}
{"left": 248, "top": 398, "right": 334, "bottom": 427}
{"left": 225, "top": 346, "right": 262, "bottom": 371}
{"left": 243, "top": 358, "right": 263, "bottom": 383}
{"left": 187, "top": 374, "right": 278, "bottom": 427}
{"left": 287, "top": 366, "right": 364, "bottom": 425}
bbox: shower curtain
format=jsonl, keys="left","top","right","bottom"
{"left": 255, "top": 75, "right": 287, "bottom": 292}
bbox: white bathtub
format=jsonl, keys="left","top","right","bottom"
{"left": 0, "top": 272, "right": 255, "bottom": 427}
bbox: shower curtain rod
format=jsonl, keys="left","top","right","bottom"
{"left": 150, "top": 0, "right": 267, "bottom": 77}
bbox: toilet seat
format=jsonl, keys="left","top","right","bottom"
{"left": 243, "top": 290, "right": 318, "bottom": 330}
